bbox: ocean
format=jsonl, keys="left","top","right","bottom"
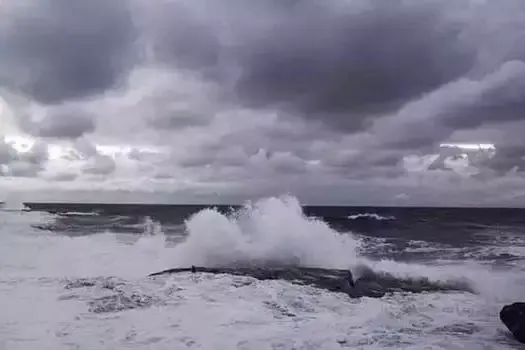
{"left": 1, "top": 195, "right": 525, "bottom": 349}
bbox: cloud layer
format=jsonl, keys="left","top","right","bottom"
{"left": 1, "top": 0, "right": 525, "bottom": 205}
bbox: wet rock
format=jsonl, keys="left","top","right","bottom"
{"left": 500, "top": 302, "right": 525, "bottom": 343}
{"left": 148, "top": 265, "right": 475, "bottom": 299}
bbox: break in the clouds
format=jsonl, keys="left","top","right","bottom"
{"left": 0, "top": 0, "right": 525, "bottom": 206}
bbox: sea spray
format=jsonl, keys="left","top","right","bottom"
{"left": 166, "top": 195, "right": 525, "bottom": 300}
{"left": 170, "top": 195, "right": 361, "bottom": 268}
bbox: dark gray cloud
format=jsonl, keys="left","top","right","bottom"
{"left": 22, "top": 108, "right": 96, "bottom": 139}
{"left": 320, "top": 149, "right": 406, "bottom": 180}
{"left": 66, "top": 138, "right": 117, "bottom": 176}
{"left": 0, "top": 140, "right": 18, "bottom": 165}
{"left": 378, "top": 60, "right": 525, "bottom": 152}
{"left": 147, "top": 110, "right": 211, "bottom": 130}
{"left": 71, "top": 138, "right": 99, "bottom": 159}
{"left": 178, "top": 146, "right": 248, "bottom": 168}
{"left": 428, "top": 146, "right": 466, "bottom": 171}
{"left": 0, "top": 0, "right": 137, "bottom": 104}
{"left": 232, "top": 2, "right": 473, "bottom": 129}
{"left": 53, "top": 138, "right": 115, "bottom": 176}
{"left": 18, "top": 141, "right": 49, "bottom": 166}
{"left": 83, "top": 154, "right": 116, "bottom": 176}
{"left": 144, "top": 2, "right": 221, "bottom": 74}
{"left": 47, "top": 172, "right": 79, "bottom": 182}
{"left": 440, "top": 61, "right": 525, "bottom": 130}
{"left": 472, "top": 145, "right": 525, "bottom": 175}
{"left": 143, "top": 0, "right": 474, "bottom": 132}
{"left": 142, "top": 0, "right": 525, "bottom": 147}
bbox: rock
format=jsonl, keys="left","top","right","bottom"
{"left": 500, "top": 302, "right": 525, "bottom": 343}
{"left": 148, "top": 265, "right": 474, "bottom": 299}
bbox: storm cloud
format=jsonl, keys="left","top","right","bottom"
{"left": 232, "top": 1, "right": 474, "bottom": 129}
{"left": 25, "top": 108, "right": 96, "bottom": 140}
{"left": 0, "top": 0, "right": 137, "bottom": 104}
{"left": 1, "top": 0, "right": 525, "bottom": 205}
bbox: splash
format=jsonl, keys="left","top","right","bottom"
{"left": 165, "top": 195, "right": 525, "bottom": 299}
{"left": 170, "top": 195, "right": 361, "bottom": 269}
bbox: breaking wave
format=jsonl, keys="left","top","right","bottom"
{"left": 58, "top": 212, "right": 100, "bottom": 217}
{"left": 163, "top": 195, "right": 524, "bottom": 300}
{"left": 348, "top": 213, "right": 396, "bottom": 221}
{"left": 170, "top": 195, "right": 360, "bottom": 269}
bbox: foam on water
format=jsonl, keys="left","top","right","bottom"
{"left": 59, "top": 211, "right": 100, "bottom": 217}
{"left": 0, "top": 196, "right": 523, "bottom": 349}
{"left": 348, "top": 213, "right": 396, "bottom": 221}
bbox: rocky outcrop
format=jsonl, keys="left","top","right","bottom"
{"left": 148, "top": 264, "right": 475, "bottom": 299}
{"left": 500, "top": 302, "right": 525, "bottom": 344}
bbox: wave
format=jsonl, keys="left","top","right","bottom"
{"left": 14, "top": 194, "right": 525, "bottom": 301}
{"left": 157, "top": 195, "right": 524, "bottom": 300}
{"left": 347, "top": 213, "right": 395, "bottom": 221}
{"left": 4, "top": 201, "right": 524, "bottom": 349}
{"left": 169, "top": 195, "right": 361, "bottom": 269}
{"left": 58, "top": 211, "right": 100, "bottom": 217}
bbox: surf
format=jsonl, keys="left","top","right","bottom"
{"left": 150, "top": 195, "right": 521, "bottom": 301}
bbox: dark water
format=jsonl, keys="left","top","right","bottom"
{"left": 25, "top": 202, "right": 525, "bottom": 265}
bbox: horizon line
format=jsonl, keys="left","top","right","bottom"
{"left": 20, "top": 202, "right": 525, "bottom": 210}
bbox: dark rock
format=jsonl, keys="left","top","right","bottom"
{"left": 500, "top": 302, "right": 525, "bottom": 343}
{"left": 148, "top": 265, "right": 475, "bottom": 299}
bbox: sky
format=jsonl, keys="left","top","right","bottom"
{"left": 0, "top": 0, "right": 525, "bottom": 206}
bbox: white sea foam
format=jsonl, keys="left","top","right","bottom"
{"left": 348, "top": 213, "right": 396, "bottom": 221}
{"left": 59, "top": 211, "right": 100, "bottom": 216}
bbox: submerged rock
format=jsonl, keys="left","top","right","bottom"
{"left": 148, "top": 264, "right": 475, "bottom": 299}
{"left": 500, "top": 302, "right": 525, "bottom": 343}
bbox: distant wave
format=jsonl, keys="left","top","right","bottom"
{"left": 347, "top": 213, "right": 395, "bottom": 221}
{"left": 58, "top": 211, "right": 100, "bottom": 217}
